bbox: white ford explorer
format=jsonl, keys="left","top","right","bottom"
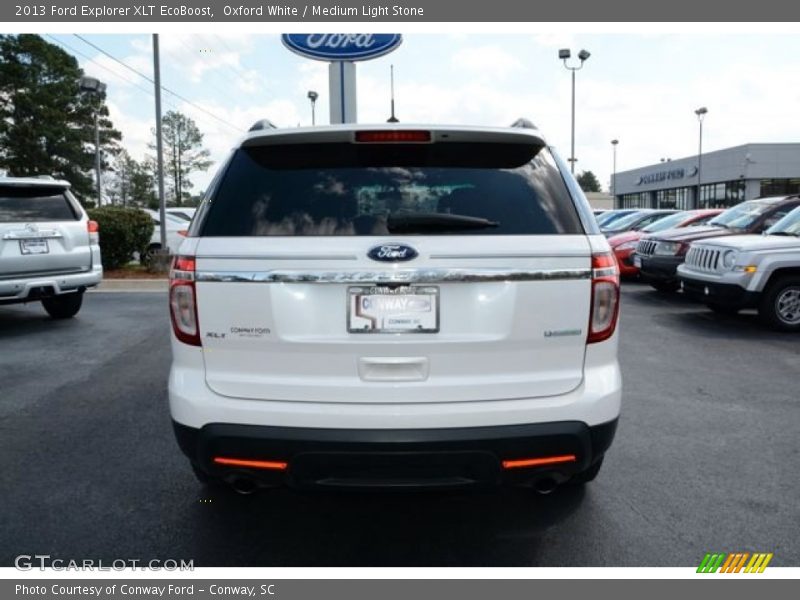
{"left": 168, "top": 121, "right": 621, "bottom": 494}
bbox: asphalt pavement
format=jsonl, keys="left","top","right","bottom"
{"left": 1, "top": 284, "right": 798, "bottom": 567}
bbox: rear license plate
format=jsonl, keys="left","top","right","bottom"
{"left": 19, "top": 239, "right": 49, "bottom": 255}
{"left": 633, "top": 255, "right": 642, "bottom": 268}
{"left": 348, "top": 286, "right": 439, "bottom": 333}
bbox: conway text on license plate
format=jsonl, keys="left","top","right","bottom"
{"left": 348, "top": 286, "right": 439, "bottom": 333}
{"left": 19, "top": 239, "right": 49, "bottom": 255}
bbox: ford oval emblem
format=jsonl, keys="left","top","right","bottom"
{"left": 281, "top": 34, "right": 403, "bottom": 62}
{"left": 367, "top": 244, "right": 418, "bottom": 262}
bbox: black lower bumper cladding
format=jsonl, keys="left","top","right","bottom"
{"left": 174, "top": 419, "right": 618, "bottom": 490}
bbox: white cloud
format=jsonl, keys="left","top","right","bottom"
{"left": 451, "top": 45, "right": 524, "bottom": 78}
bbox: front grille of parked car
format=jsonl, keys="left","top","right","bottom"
{"left": 685, "top": 246, "right": 721, "bottom": 272}
{"left": 636, "top": 239, "right": 658, "bottom": 257}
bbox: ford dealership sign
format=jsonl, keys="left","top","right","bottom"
{"left": 282, "top": 34, "right": 402, "bottom": 61}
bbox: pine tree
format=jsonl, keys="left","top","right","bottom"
{"left": 0, "top": 34, "right": 122, "bottom": 203}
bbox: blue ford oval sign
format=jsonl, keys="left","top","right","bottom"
{"left": 368, "top": 244, "right": 418, "bottom": 262}
{"left": 282, "top": 34, "right": 402, "bottom": 62}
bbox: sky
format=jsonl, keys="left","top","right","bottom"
{"left": 43, "top": 32, "right": 800, "bottom": 194}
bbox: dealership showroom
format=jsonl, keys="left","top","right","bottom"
{"left": 614, "top": 143, "right": 800, "bottom": 209}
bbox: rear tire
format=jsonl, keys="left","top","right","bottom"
{"left": 569, "top": 457, "right": 604, "bottom": 485}
{"left": 758, "top": 276, "right": 800, "bottom": 332}
{"left": 141, "top": 244, "right": 160, "bottom": 267}
{"left": 41, "top": 292, "right": 83, "bottom": 319}
{"left": 707, "top": 303, "right": 739, "bottom": 316}
{"left": 650, "top": 281, "right": 679, "bottom": 293}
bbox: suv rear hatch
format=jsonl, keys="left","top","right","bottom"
{"left": 0, "top": 184, "right": 91, "bottom": 281}
{"left": 191, "top": 128, "right": 594, "bottom": 404}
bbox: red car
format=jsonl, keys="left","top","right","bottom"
{"left": 608, "top": 209, "right": 723, "bottom": 277}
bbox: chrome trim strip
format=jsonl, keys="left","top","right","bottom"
{"left": 195, "top": 254, "right": 358, "bottom": 261}
{"left": 429, "top": 253, "right": 586, "bottom": 260}
{"left": 3, "top": 230, "right": 63, "bottom": 240}
{"left": 195, "top": 268, "right": 592, "bottom": 284}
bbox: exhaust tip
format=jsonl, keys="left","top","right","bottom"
{"left": 229, "top": 475, "right": 259, "bottom": 495}
{"left": 533, "top": 476, "right": 559, "bottom": 495}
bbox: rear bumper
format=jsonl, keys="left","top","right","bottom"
{"left": 0, "top": 267, "right": 102, "bottom": 304}
{"left": 175, "top": 419, "right": 618, "bottom": 490}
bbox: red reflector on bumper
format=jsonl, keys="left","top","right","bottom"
{"left": 213, "top": 457, "right": 288, "bottom": 471}
{"left": 501, "top": 454, "right": 577, "bottom": 470}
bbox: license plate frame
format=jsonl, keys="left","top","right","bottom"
{"left": 348, "top": 285, "right": 440, "bottom": 334}
{"left": 19, "top": 239, "right": 49, "bottom": 255}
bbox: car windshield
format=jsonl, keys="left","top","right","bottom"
{"left": 708, "top": 200, "right": 775, "bottom": 229}
{"left": 766, "top": 206, "right": 800, "bottom": 236}
{"left": 603, "top": 211, "right": 648, "bottom": 230}
{"left": 641, "top": 211, "right": 691, "bottom": 233}
{"left": 597, "top": 211, "right": 633, "bottom": 226}
{"left": 201, "top": 142, "right": 584, "bottom": 236}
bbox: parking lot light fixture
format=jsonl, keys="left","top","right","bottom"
{"left": 307, "top": 90, "right": 318, "bottom": 126}
{"left": 611, "top": 139, "right": 619, "bottom": 206}
{"left": 79, "top": 76, "right": 106, "bottom": 206}
{"left": 559, "top": 48, "right": 591, "bottom": 174}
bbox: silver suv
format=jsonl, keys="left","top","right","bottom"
{"left": 0, "top": 177, "right": 102, "bottom": 318}
{"left": 678, "top": 205, "right": 800, "bottom": 331}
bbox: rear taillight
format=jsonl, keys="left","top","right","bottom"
{"left": 355, "top": 130, "right": 431, "bottom": 143}
{"left": 588, "top": 252, "right": 620, "bottom": 344}
{"left": 169, "top": 255, "right": 200, "bottom": 346}
{"left": 87, "top": 220, "right": 99, "bottom": 243}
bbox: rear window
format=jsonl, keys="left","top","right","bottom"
{"left": 200, "top": 142, "right": 583, "bottom": 236}
{"left": 0, "top": 186, "right": 78, "bottom": 222}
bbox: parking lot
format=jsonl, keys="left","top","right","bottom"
{"left": 1, "top": 283, "right": 798, "bottom": 567}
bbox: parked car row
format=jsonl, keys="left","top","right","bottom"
{"left": 604, "top": 198, "right": 800, "bottom": 332}
{"left": 677, "top": 205, "right": 800, "bottom": 331}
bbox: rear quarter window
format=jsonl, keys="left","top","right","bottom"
{"left": 200, "top": 142, "right": 584, "bottom": 237}
{"left": 0, "top": 186, "right": 78, "bottom": 222}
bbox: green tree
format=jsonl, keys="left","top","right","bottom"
{"left": 0, "top": 34, "right": 121, "bottom": 202}
{"left": 151, "top": 110, "right": 212, "bottom": 206}
{"left": 130, "top": 159, "right": 158, "bottom": 209}
{"left": 107, "top": 151, "right": 157, "bottom": 208}
{"left": 576, "top": 170, "right": 602, "bottom": 193}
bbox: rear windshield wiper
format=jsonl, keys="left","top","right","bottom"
{"left": 386, "top": 212, "right": 499, "bottom": 233}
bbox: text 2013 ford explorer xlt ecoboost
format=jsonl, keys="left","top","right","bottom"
{"left": 168, "top": 121, "right": 622, "bottom": 495}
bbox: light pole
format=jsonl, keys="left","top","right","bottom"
{"left": 559, "top": 48, "right": 591, "bottom": 174}
{"left": 611, "top": 139, "right": 619, "bottom": 207}
{"left": 387, "top": 64, "right": 399, "bottom": 123}
{"left": 695, "top": 106, "right": 708, "bottom": 208}
{"left": 307, "top": 90, "right": 318, "bottom": 126}
{"left": 153, "top": 34, "right": 168, "bottom": 253}
{"left": 79, "top": 76, "right": 106, "bottom": 206}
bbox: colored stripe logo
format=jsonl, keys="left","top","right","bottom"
{"left": 697, "top": 552, "right": 773, "bottom": 573}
